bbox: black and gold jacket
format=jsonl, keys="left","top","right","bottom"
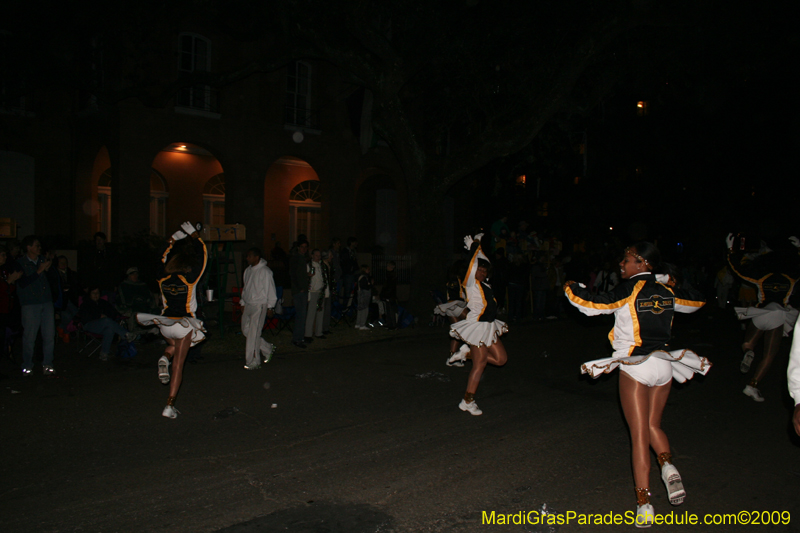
{"left": 564, "top": 273, "right": 705, "bottom": 357}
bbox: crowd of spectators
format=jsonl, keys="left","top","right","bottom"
{"left": 454, "top": 215, "right": 741, "bottom": 325}
{"left": 285, "top": 235, "right": 402, "bottom": 348}
{"left": 0, "top": 232, "right": 162, "bottom": 374}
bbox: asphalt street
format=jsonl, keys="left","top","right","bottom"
{"left": 2, "top": 308, "right": 799, "bottom": 533}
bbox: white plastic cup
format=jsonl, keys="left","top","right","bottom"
{"left": 206, "top": 289, "right": 214, "bottom": 301}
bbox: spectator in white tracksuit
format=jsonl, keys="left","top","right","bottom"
{"left": 788, "top": 314, "right": 800, "bottom": 436}
{"left": 241, "top": 248, "right": 277, "bottom": 370}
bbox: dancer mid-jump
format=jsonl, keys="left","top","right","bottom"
{"left": 137, "top": 222, "right": 207, "bottom": 419}
{"left": 435, "top": 261, "right": 469, "bottom": 366}
{"left": 564, "top": 242, "right": 708, "bottom": 528}
{"left": 726, "top": 233, "right": 800, "bottom": 402}
{"left": 449, "top": 234, "right": 508, "bottom": 415}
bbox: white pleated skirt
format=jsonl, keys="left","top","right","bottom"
{"left": 581, "top": 349, "right": 711, "bottom": 384}
{"left": 136, "top": 313, "right": 206, "bottom": 346}
{"left": 434, "top": 300, "right": 467, "bottom": 318}
{"left": 449, "top": 319, "right": 508, "bottom": 348}
{"left": 735, "top": 302, "right": 798, "bottom": 336}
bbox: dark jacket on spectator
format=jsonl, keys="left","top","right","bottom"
{"left": 78, "top": 297, "right": 121, "bottom": 323}
{"left": 289, "top": 251, "right": 309, "bottom": 294}
{"left": 380, "top": 270, "right": 397, "bottom": 302}
{"left": 16, "top": 255, "right": 52, "bottom": 306}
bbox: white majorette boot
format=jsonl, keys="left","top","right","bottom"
{"left": 658, "top": 452, "right": 686, "bottom": 506}
{"left": 447, "top": 344, "right": 470, "bottom": 367}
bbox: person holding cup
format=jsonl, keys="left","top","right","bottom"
{"left": 137, "top": 222, "right": 208, "bottom": 419}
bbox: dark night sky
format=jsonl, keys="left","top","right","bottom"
{"left": 465, "top": 1, "right": 799, "bottom": 261}
{"left": 4, "top": 1, "right": 797, "bottom": 262}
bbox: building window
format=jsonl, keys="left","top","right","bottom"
{"left": 636, "top": 100, "right": 649, "bottom": 117}
{"left": 289, "top": 180, "right": 322, "bottom": 246}
{"left": 176, "top": 33, "right": 220, "bottom": 113}
{"left": 203, "top": 174, "right": 225, "bottom": 226}
{"left": 289, "top": 180, "right": 321, "bottom": 203}
{"left": 97, "top": 170, "right": 112, "bottom": 236}
{"left": 150, "top": 170, "right": 168, "bottom": 236}
{"left": 285, "top": 61, "right": 319, "bottom": 129}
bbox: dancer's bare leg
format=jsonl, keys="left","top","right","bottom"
{"left": 465, "top": 341, "right": 507, "bottom": 395}
{"left": 486, "top": 341, "right": 507, "bottom": 366}
{"left": 167, "top": 334, "right": 192, "bottom": 404}
{"left": 619, "top": 373, "right": 672, "bottom": 489}
{"left": 448, "top": 316, "right": 461, "bottom": 353}
{"left": 647, "top": 380, "right": 671, "bottom": 456}
{"left": 466, "top": 345, "right": 488, "bottom": 395}
{"left": 751, "top": 327, "right": 782, "bottom": 385}
{"left": 742, "top": 321, "right": 764, "bottom": 352}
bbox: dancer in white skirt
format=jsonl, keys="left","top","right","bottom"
{"left": 137, "top": 222, "right": 207, "bottom": 419}
{"left": 726, "top": 233, "right": 800, "bottom": 402}
{"left": 436, "top": 262, "right": 469, "bottom": 366}
{"left": 787, "top": 314, "right": 800, "bottom": 436}
{"left": 564, "top": 242, "right": 707, "bottom": 528}
{"left": 449, "top": 234, "right": 508, "bottom": 415}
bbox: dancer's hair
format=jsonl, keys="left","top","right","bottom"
{"left": 628, "top": 241, "right": 661, "bottom": 273}
{"left": 660, "top": 262, "right": 681, "bottom": 285}
{"left": 165, "top": 241, "right": 195, "bottom": 274}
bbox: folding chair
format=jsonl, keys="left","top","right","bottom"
{"left": 270, "top": 286, "right": 296, "bottom": 336}
{"left": 74, "top": 296, "right": 107, "bottom": 357}
{"left": 332, "top": 282, "right": 357, "bottom": 327}
{"left": 75, "top": 318, "right": 103, "bottom": 357}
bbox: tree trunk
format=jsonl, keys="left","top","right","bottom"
{"left": 405, "top": 182, "right": 450, "bottom": 320}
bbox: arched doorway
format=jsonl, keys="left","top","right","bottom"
{"left": 289, "top": 180, "right": 322, "bottom": 246}
{"left": 263, "top": 156, "right": 323, "bottom": 252}
{"left": 151, "top": 142, "right": 224, "bottom": 230}
{"left": 97, "top": 169, "right": 112, "bottom": 237}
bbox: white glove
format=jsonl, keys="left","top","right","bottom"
{"left": 725, "top": 233, "right": 734, "bottom": 250}
{"left": 181, "top": 221, "right": 196, "bottom": 235}
{"left": 474, "top": 233, "right": 484, "bottom": 242}
{"left": 171, "top": 229, "right": 187, "bottom": 241}
{"left": 790, "top": 236, "right": 800, "bottom": 249}
{"left": 656, "top": 274, "right": 670, "bottom": 284}
{"left": 463, "top": 235, "right": 474, "bottom": 250}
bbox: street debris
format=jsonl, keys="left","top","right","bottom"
{"left": 414, "top": 371, "right": 450, "bottom": 382}
{"left": 213, "top": 407, "right": 239, "bottom": 419}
